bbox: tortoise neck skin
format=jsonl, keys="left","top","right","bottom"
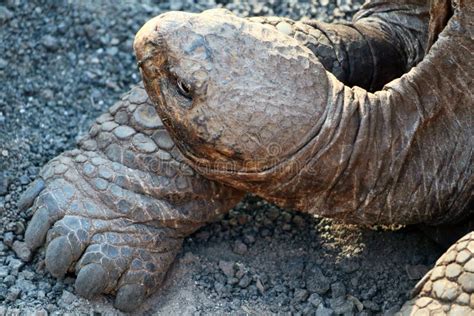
{"left": 135, "top": 3, "right": 473, "bottom": 226}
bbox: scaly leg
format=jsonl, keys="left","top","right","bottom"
{"left": 19, "top": 85, "right": 244, "bottom": 312}
{"left": 399, "top": 231, "right": 474, "bottom": 315}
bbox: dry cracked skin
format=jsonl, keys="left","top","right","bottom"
{"left": 16, "top": 0, "right": 473, "bottom": 314}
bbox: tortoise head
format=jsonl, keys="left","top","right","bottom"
{"left": 134, "top": 9, "right": 328, "bottom": 187}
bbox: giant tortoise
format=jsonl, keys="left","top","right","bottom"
{"left": 18, "top": 0, "right": 472, "bottom": 313}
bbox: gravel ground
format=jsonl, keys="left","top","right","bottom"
{"left": 0, "top": 0, "right": 443, "bottom": 315}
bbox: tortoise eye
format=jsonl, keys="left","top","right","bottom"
{"left": 177, "top": 79, "right": 192, "bottom": 99}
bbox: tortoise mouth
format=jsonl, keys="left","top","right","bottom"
{"left": 170, "top": 119, "right": 324, "bottom": 186}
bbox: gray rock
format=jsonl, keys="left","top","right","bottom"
{"left": 362, "top": 300, "right": 380, "bottom": 312}
{"left": 256, "top": 278, "right": 265, "bottom": 294}
{"left": 305, "top": 265, "right": 330, "bottom": 295}
{"left": 340, "top": 260, "right": 360, "bottom": 273}
{"left": 238, "top": 274, "right": 252, "bottom": 288}
{"left": 293, "top": 288, "right": 309, "bottom": 302}
{"left": 106, "top": 46, "right": 118, "bottom": 56}
{"left": 213, "top": 281, "right": 225, "bottom": 295}
{"left": 406, "top": 264, "right": 430, "bottom": 280}
{"left": 156, "top": 150, "right": 171, "bottom": 161}
{"left": 218, "top": 260, "right": 235, "bottom": 278}
{"left": 33, "top": 308, "right": 48, "bottom": 316}
{"left": 348, "top": 295, "right": 364, "bottom": 312}
{"left": 5, "top": 308, "right": 20, "bottom": 316}
{"left": 292, "top": 215, "right": 305, "bottom": 227}
{"left": 227, "top": 277, "right": 239, "bottom": 285}
{"left": 329, "top": 297, "right": 355, "bottom": 315}
{"left": 19, "top": 174, "right": 29, "bottom": 185}
{"left": 12, "top": 241, "right": 32, "bottom": 262}
{"left": 384, "top": 305, "right": 402, "bottom": 315}
{"left": 3, "top": 275, "right": 15, "bottom": 287}
{"left": 0, "top": 58, "right": 8, "bottom": 70}
{"left": 0, "top": 6, "right": 13, "bottom": 25}
{"left": 98, "top": 166, "right": 113, "bottom": 180}
{"left": 0, "top": 172, "right": 10, "bottom": 196}
{"left": 243, "top": 234, "right": 256, "bottom": 244}
{"left": 331, "top": 282, "right": 346, "bottom": 298}
{"left": 316, "top": 304, "right": 335, "bottom": 316}
{"left": 170, "top": 1, "right": 183, "bottom": 10}
{"left": 59, "top": 290, "right": 77, "bottom": 306}
{"left": 114, "top": 110, "right": 129, "bottom": 125}
{"left": 0, "top": 266, "right": 9, "bottom": 277}
{"left": 15, "top": 278, "right": 37, "bottom": 294}
{"left": 82, "top": 163, "right": 96, "bottom": 177}
{"left": 308, "top": 293, "right": 323, "bottom": 307}
{"left": 233, "top": 240, "right": 248, "bottom": 255}
{"left": 38, "top": 281, "right": 52, "bottom": 292}
{"left": 42, "top": 35, "right": 59, "bottom": 51}
{"left": 7, "top": 257, "right": 24, "bottom": 274}
{"left": 0, "top": 284, "right": 6, "bottom": 300}
{"left": 6, "top": 287, "right": 21, "bottom": 301}
{"left": 94, "top": 178, "right": 108, "bottom": 191}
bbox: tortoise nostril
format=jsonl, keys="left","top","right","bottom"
{"left": 136, "top": 59, "right": 146, "bottom": 69}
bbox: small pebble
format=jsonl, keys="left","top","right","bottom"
{"left": 12, "top": 241, "right": 32, "bottom": 262}
{"left": 41, "top": 35, "right": 59, "bottom": 51}
{"left": 233, "top": 241, "right": 248, "bottom": 255}
{"left": 218, "top": 260, "right": 235, "bottom": 278}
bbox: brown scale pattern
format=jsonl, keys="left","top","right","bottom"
{"left": 19, "top": 85, "right": 243, "bottom": 312}
{"left": 134, "top": 1, "right": 472, "bottom": 314}
{"left": 18, "top": 0, "right": 473, "bottom": 313}
{"left": 399, "top": 232, "right": 474, "bottom": 315}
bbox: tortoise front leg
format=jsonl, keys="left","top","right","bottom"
{"left": 19, "top": 85, "right": 244, "bottom": 312}
{"left": 399, "top": 231, "right": 474, "bottom": 315}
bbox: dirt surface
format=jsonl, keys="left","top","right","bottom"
{"left": 0, "top": 0, "right": 443, "bottom": 315}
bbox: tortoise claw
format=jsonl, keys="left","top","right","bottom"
{"left": 45, "top": 236, "right": 74, "bottom": 278}
{"left": 17, "top": 178, "right": 45, "bottom": 212}
{"left": 114, "top": 284, "right": 146, "bottom": 312}
{"left": 75, "top": 263, "right": 108, "bottom": 299}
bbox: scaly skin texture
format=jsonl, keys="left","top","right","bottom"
{"left": 251, "top": 0, "right": 429, "bottom": 91}
{"left": 399, "top": 232, "right": 474, "bottom": 315}
{"left": 20, "top": 0, "right": 472, "bottom": 313}
{"left": 19, "top": 86, "right": 243, "bottom": 312}
{"left": 135, "top": 1, "right": 472, "bottom": 226}
{"left": 135, "top": 0, "right": 473, "bottom": 314}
